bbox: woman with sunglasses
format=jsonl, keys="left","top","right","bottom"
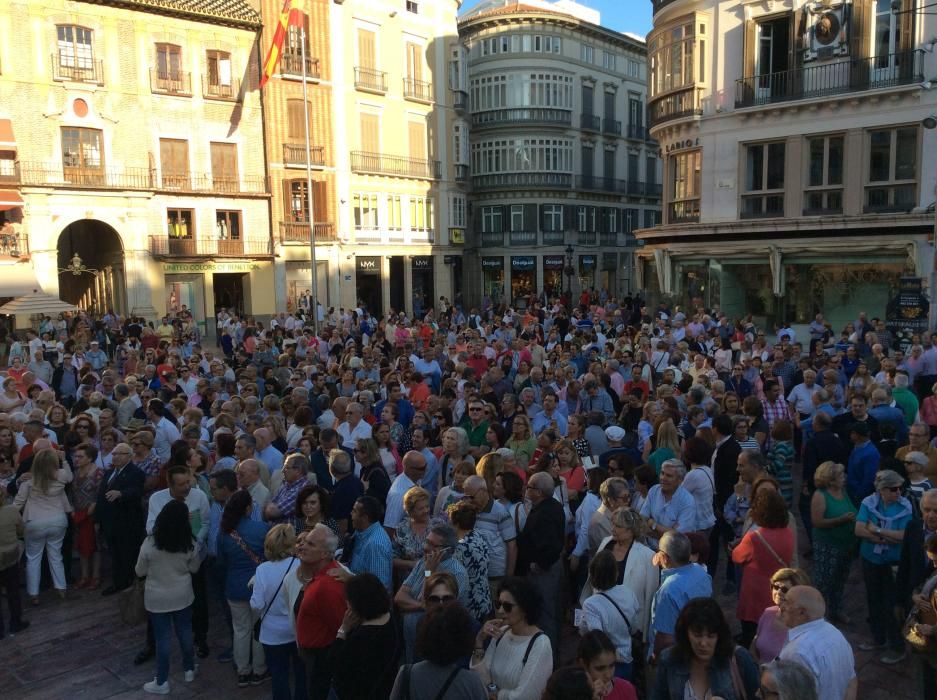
{"left": 855, "top": 468, "right": 914, "bottom": 664}
{"left": 750, "top": 567, "right": 811, "bottom": 663}
{"left": 471, "top": 577, "right": 552, "bottom": 700}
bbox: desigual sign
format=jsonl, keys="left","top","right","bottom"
{"left": 164, "top": 262, "right": 259, "bottom": 273}
{"left": 481, "top": 257, "right": 503, "bottom": 270}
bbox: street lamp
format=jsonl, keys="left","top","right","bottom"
{"left": 564, "top": 244, "right": 575, "bottom": 307}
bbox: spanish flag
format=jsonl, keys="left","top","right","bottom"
{"left": 260, "top": 0, "right": 303, "bottom": 88}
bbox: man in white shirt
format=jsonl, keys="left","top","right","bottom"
{"left": 383, "top": 451, "right": 427, "bottom": 536}
{"left": 235, "top": 459, "right": 270, "bottom": 510}
{"left": 779, "top": 585, "right": 857, "bottom": 700}
{"left": 337, "top": 402, "right": 372, "bottom": 449}
{"left": 147, "top": 398, "right": 180, "bottom": 463}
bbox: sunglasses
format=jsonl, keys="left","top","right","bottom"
{"left": 494, "top": 600, "right": 515, "bottom": 612}
{"left": 426, "top": 594, "right": 455, "bottom": 605}
{"left": 771, "top": 583, "right": 791, "bottom": 594}
{"left": 469, "top": 407, "right": 483, "bottom": 412}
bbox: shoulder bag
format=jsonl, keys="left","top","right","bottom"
{"left": 753, "top": 529, "right": 788, "bottom": 568}
{"left": 119, "top": 577, "right": 147, "bottom": 627}
{"left": 253, "top": 558, "right": 294, "bottom": 641}
{"left": 229, "top": 529, "right": 263, "bottom": 566}
{"left": 599, "top": 592, "right": 646, "bottom": 696}
{"left": 729, "top": 647, "right": 749, "bottom": 700}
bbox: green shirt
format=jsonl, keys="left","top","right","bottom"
{"left": 459, "top": 419, "right": 489, "bottom": 447}
{"left": 813, "top": 489, "right": 857, "bottom": 550}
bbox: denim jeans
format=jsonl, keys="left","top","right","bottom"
{"left": 151, "top": 606, "right": 195, "bottom": 684}
{"left": 265, "top": 641, "right": 306, "bottom": 700}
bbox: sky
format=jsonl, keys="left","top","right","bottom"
{"left": 458, "top": 0, "right": 654, "bottom": 40}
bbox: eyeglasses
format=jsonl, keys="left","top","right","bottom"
{"left": 884, "top": 486, "right": 901, "bottom": 492}
{"left": 426, "top": 594, "right": 455, "bottom": 604}
{"left": 469, "top": 407, "right": 483, "bottom": 412}
{"left": 494, "top": 600, "right": 515, "bottom": 612}
{"left": 771, "top": 583, "right": 791, "bottom": 594}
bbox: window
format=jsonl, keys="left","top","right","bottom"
{"left": 623, "top": 208, "right": 639, "bottom": 234}
{"left": 602, "top": 208, "right": 619, "bottom": 233}
{"left": 210, "top": 142, "right": 238, "bottom": 192}
{"left": 357, "top": 29, "right": 377, "bottom": 69}
{"left": 215, "top": 210, "right": 241, "bottom": 240}
{"left": 471, "top": 138, "right": 573, "bottom": 175}
{"left": 408, "top": 120, "right": 427, "bottom": 161}
{"left": 628, "top": 60, "right": 640, "bottom": 78}
{"left": 669, "top": 149, "right": 701, "bottom": 222}
{"left": 406, "top": 0, "right": 419, "bottom": 13}
{"left": 61, "top": 127, "right": 103, "bottom": 180}
{"left": 451, "top": 195, "right": 466, "bottom": 227}
{"left": 643, "top": 210, "right": 659, "bottom": 228}
{"left": 603, "top": 149, "right": 615, "bottom": 179}
{"left": 604, "top": 91, "right": 616, "bottom": 120}
{"left": 360, "top": 113, "right": 380, "bottom": 152}
{"left": 287, "top": 99, "right": 312, "bottom": 140}
{"left": 410, "top": 196, "right": 434, "bottom": 232}
{"left": 542, "top": 204, "right": 563, "bottom": 231}
{"left": 284, "top": 14, "right": 310, "bottom": 68}
{"left": 482, "top": 205, "right": 503, "bottom": 233}
{"left": 353, "top": 193, "right": 379, "bottom": 229}
{"left": 581, "top": 145, "right": 594, "bottom": 178}
{"left": 469, "top": 72, "right": 573, "bottom": 112}
{"left": 160, "top": 138, "right": 189, "bottom": 188}
{"left": 581, "top": 44, "right": 594, "bottom": 63}
{"left": 647, "top": 20, "right": 706, "bottom": 123}
{"left": 406, "top": 42, "right": 422, "bottom": 82}
{"left": 646, "top": 156, "right": 657, "bottom": 184}
{"left": 285, "top": 180, "right": 326, "bottom": 223}
{"left": 602, "top": 51, "right": 617, "bottom": 71}
{"left": 155, "top": 43, "right": 182, "bottom": 81}
{"left": 387, "top": 195, "right": 402, "bottom": 230}
{"left": 581, "top": 84, "right": 594, "bottom": 115}
{"left": 56, "top": 25, "right": 94, "bottom": 76}
{"left": 577, "top": 206, "right": 596, "bottom": 232}
{"left": 167, "top": 209, "right": 194, "bottom": 238}
{"left": 804, "top": 135, "right": 844, "bottom": 214}
{"left": 510, "top": 205, "right": 524, "bottom": 231}
{"left": 206, "top": 50, "right": 232, "bottom": 95}
{"left": 866, "top": 126, "right": 918, "bottom": 212}
{"left": 453, "top": 123, "right": 467, "bottom": 164}
{"left": 742, "top": 142, "right": 785, "bottom": 218}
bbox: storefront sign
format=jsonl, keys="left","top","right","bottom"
{"left": 511, "top": 256, "right": 535, "bottom": 271}
{"left": 886, "top": 276, "right": 930, "bottom": 348}
{"left": 665, "top": 137, "right": 700, "bottom": 154}
{"left": 164, "top": 262, "right": 259, "bottom": 273}
{"left": 449, "top": 228, "right": 465, "bottom": 244}
{"left": 579, "top": 255, "right": 596, "bottom": 270}
{"left": 543, "top": 256, "right": 565, "bottom": 270}
{"left": 481, "top": 257, "right": 503, "bottom": 270}
{"left": 356, "top": 256, "right": 381, "bottom": 274}
{"left": 411, "top": 256, "right": 433, "bottom": 270}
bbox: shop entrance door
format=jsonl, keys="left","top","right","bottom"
{"left": 213, "top": 273, "right": 245, "bottom": 317}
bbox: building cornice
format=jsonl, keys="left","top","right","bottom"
{"left": 458, "top": 10, "right": 646, "bottom": 53}
{"left": 74, "top": 0, "right": 262, "bottom": 30}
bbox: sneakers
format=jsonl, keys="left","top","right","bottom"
{"left": 184, "top": 665, "right": 199, "bottom": 683}
{"left": 142, "top": 679, "right": 170, "bottom": 695}
{"left": 237, "top": 674, "right": 251, "bottom": 688}
{"left": 858, "top": 641, "right": 887, "bottom": 652}
{"left": 881, "top": 649, "right": 908, "bottom": 665}
{"left": 250, "top": 671, "right": 271, "bottom": 685}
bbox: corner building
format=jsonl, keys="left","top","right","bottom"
{"left": 458, "top": 0, "right": 661, "bottom": 308}
{"left": 0, "top": 0, "right": 274, "bottom": 326}
{"left": 640, "top": 0, "right": 937, "bottom": 329}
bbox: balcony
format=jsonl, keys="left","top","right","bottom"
{"left": 480, "top": 231, "right": 505, "bottom": 247}
{"left": 452, "top": 89, "right": 469, "bottom": 112}
{"left": 279, "top": 221, "right": 338, "bottom": 243}
{"left": 283, "top": 143, "right": 325, "bottom": 168}
{"left": 202, "top": 77, "right": 239, "bottom": 101}
{"left": 648, "top": 86, "right": 703, "bottom": 127}
{"left": 454, "top": 163, "right": 469, "bottom": 183}
{"left": 669, "top": 200, "right": 700, "bottom": 224}
{"left": 150, "top": 69, "right": 192, "bottom": 96}
{"left": 0, "top": 229, "right": 28, "bottom": 258}
{"left": 355, "top": 67, "right": 387, "bottom": 93}
{"left": 14, "top": 161, "right": 268, "bottom": 194}
{"left": 735, "top": 50, "right": 925, "bottom": 108}
{"left": 509, "top": 231, "right": 538, "bottom": 246}
{"left": 542, "top": 231, "right": 565, "bottom": 246}
{"left": 281, "top": 54, "right": 321, "bottom": 80}
{"left": 577, "top": 231, "right": 597, "bottom": 246}
{"left": 580, "top": 113, "right": 601, "bottom": 131}
{"left": 602, "top": 118, "right": 622, "bottom": 135}
{"left": 575, "top": 175, "right": 628, "bottom": 194}
{"left": 350, "top": 151, "right": 440, "bottom": 179}
{"left": 472, "top": 172, "right": 572, "bottom": 191}
{"left": 149, "top": 236, "right": 273, "bottom": 257}
{"left": 472, "top": 108, "right": 572, "bottom": 129}
{"left": 626, "top": 124, "right": 646, "bottom": 140}
{"left": 404, "top": 77, "right": 433, "bottom": 103}
{"left": 627, "top": 180, "right": 662, "bottom": 198}
{"left": 52, "top": 54, "right": 104, "bottom": 85}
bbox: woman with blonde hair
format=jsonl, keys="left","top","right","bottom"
{"left": 810, "top": 460, "right": 857, "bottom": 624}
{"left": 506, "top": 415, "right": 536, "bottom": 471}
{"left": 392, "top": 486, "right": 432, "bottom": 576}
{"left": 751, "top": 567, "right": 812, "bottom": 662}
{"left": 646, "top": 418, "right": 681, "bottom": 475}
{"left": 439, "top": 427, "right": 473, "bottom": 490}
{"left": 250, "top": 524, "right": 302, "bottom": 700}
{"left": 475, "top": 452, "right": 504, "bottom": 493}
{"left": 14, "top": 448, "right": 73, "bottom": 604}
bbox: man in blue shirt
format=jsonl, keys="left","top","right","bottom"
{"left": 531, "top": 391, "right": 568, "bottom": 437}
{"left": 341, "top": 496, "right": 392, "bottom": 591}
{"left": 639, "top": 460, "right": 697, "bottom": 550}
{"left": 650, "top": 531, "right": 713, "bottom": 660}
{"left": 847, "top": 422, "right": 880, "bottom": 504}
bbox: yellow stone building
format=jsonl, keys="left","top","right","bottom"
{"left": 0, "top": 0, "right": 274, "bottom": 331}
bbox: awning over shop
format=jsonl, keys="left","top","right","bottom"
{"left": 0, "top": 262, "right": 40, "bottom": 298}
{"left": 0, "top": 190, "right": 23, "bottom": 211}
{"left": 0, "top": 120, "right": 14, "bottom": 151}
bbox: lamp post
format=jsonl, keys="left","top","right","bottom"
{"left": 564, "top": 244, "right": 575, "bottom": 309}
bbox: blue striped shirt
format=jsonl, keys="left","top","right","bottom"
{"left": 349, "top": 522, "right": 393, "bottom": 591}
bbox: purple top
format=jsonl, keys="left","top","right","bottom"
{"left": 755, "top": 605, "right": 788, "bottom": 662}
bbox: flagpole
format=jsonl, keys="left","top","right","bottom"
{"left": 300, "top": 23, "right": 319, "bottom": 336}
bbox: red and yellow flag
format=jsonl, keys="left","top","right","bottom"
{"left": 260, "top": 0, "right": 303, "bottom": 88}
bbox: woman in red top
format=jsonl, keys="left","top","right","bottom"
{"left": 731, "top": 488, "right": 794, "bottom": 648}
{"left": 555, "top": 439, "right": 586, "bottom": 504}
{"left": 578, "top": 630, "right": 637, "bottom": 700}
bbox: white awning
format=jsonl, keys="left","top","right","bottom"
{"left": 0, "top": 262, "right": 41, "bottom": 298}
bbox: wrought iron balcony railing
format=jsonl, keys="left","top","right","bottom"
{"left": 350, "top": 151, "right": 440, "bottom": 179}
{"left": 355, "top": 67, "right": 387, "bottom": 93}
{"left": 279, "top": 221, "right": 338, "bottom": 243}
{"left": 52, "top": 54, "right": 104, "bottom": 84}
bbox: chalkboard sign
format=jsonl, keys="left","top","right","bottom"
{"left": 886, "top": 277, "right": 930, "bottom": 350}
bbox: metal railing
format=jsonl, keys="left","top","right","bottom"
{"left": 355, "top": 66, "right": 387, "bottom": 92}
{"left": 452, "top": 89, "right": 469, "bottom": 111}
{"left": 602, "top": 118, "right": 622, "bottom": 135}
{"left": 279, "top": 221, "right": 337, "bottom": 243}
{"left": 600, "top": 232, "right": 619, "bottom": 247}
{"left": 0, "top": 230, "right": 28, "bottom": 258}
{"left": 472, "top": 172, "right": 572, "bottom": 190}
{"left": 52, "top": 54, "right": 104, "bottom": 84}
{"left": 576, "top": 175, "right": 628, "bottom": 194}
{"left": 669, "top": 200, "right": 700, "bottom": 223}
{"left": 577, "top": 231, "right": 597, "bottom": 246}
{"left": 149, "top": 236, "right": 273, "bottom": 257}
{"left": 509, "top": 231, "right": 538, "bottom": 246}
{"left": 350, "top": 151, "right": 440, "bottom": 179}
{"left": 150, "top": 69, "right": 192, "bottom": 96}
{"left": 14, "top": 161, "right": 268, "bottom": 194}
{"left": 542, "top": 231, "right": 565, "bottom": 246}
{"left": 627, "top": 180, "right": 662, "bottom": 197}
{"left": 580, "top": 114, "right": 601, "bottom": 131}
{"left": 648, "top": 86, "right": 703, "bottom": 127}
{"left": 454, "top": 163, "right": 469, "bottom": 182}
{"left": 480, "top": 231, "right": 505, "bottom": 247}
{"left": 202, "top": 77, "right": 239, "bottom": 101}
{"left": 282, "top": 144, "right": 325, "bottom": 167}
{"left": 473, "top": 107, "right": 572, "bottom": 128}
{"left": 735, "top": 50, "right": 925, "bottom": 108}
{"left": 281, "top": 53, "right": 321, "bottom": 79}
{"left": 626, "top": 124, "right": 646, "bottom": 140}
{"left": 404, "top": 77, "right": 433, "bottom": 102}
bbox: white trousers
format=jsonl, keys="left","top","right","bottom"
{"left": 24, "top": 514, "right": 68, "bottom": 596}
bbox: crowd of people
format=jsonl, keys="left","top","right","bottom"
{"left": 1, "top": 298, "right": 937, "bottom": 700}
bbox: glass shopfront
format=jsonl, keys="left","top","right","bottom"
{"left": 579, "top": 254, "right": 597, "bottom": 292}
{"left": 481, "top": 256, "right": 504, "bottom": 305}
{"left": 411, "top": 256, "right": 434, "bottom": 318}
{"left": 355, "top": 256, "right": 383, "bottom": 315}
{"left": 543, "top": 255, "right": 565, "bottom": 300}
{"left": 510, "top": 256, "right": 537, "bottom": 306}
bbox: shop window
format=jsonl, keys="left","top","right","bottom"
{"left": 866, "top": 126, "right": 917, "bottom": 213}
{"left": 215, "top": 210, "right": 241, "bottom": 240}
{"left": 167, "top": 209, "right": 194, "bottom": 238}
{"left": 353, "top": 193, "right": 379, "bottom": 229}
{"left": 742, "top": 141, "right": 785, "bottom": 218}
{"left": 804, "top": 135, "right": 844, "bottom": 215}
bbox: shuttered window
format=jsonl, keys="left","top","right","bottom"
{"left": 287, "top": 99, "right": 311, "bottom": 140}
{"left": 155, "top": 43, "right": 182, "bottom": 80}
{"left": 285, "top": 180, "right": 328, "bottom": 222}
{"left": 210, "top": 142, "right": 238, "bottom": 192}
{"left": 159, "top": 138, "right": 189, "bottom": 188}
{"left": 357, "top": 29, "right": 376, "bottom": 68}
{"left": 406, "top": 42, "right": 422, "bottom": 81}
{"left": 408, "top": 120, "right": 426, "bottom": 160}
{"left": 360, "top": 113, "right": 380, "bottom": 152}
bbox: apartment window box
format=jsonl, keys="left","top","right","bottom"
{"left": 669, "top": 200, "right": 700, "bottom": 223}
{"left": 404, "top": 78, "right": 433, "bottom": 103}
{"left": 281, "top": 54, "right": 321, "bottom": 80}
{"left": 473, "top": 108, "right": 572, "bottom": 128}
{"left": 355, "top": 67, "right": 387, "bottom": 94}
{"left": 472, "top": 172, "right": 572, "bottom": 191}
{"left": 481, "top": 231, "right": 504, "bottom": 247}
{"left": 626, "top": 124, "right": 646, "bottom": 140}
{"left": 576, "top": 175, "right": 627, "bottom": 195}
{"left": 283, "top": 144, "right": 325, "bottom": 168}
{"left": 150, "top": 68, "right": 192, "bottom": 96}
{"left": 452, "top": 89, "right": 469, "bottom": 112}
{"left": 580, "top": 114, "right": 601, "bottom": 131}
{"left": 454, "top": 164, "right": 469, "bottom": 182}
{"left": 602, "top": 118, "right": 621, "bottom": 136}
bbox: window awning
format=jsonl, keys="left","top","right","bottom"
{"left": 0, "top": 190, "right": 23, "bottom": 211}
{"left": 0, "top": 120, "right": 14, "bottom": 151}
{"left": 0, "top": 262, "right": 40, "bottom": 298}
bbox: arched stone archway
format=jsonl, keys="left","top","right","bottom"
{"left": 57, "top": 220, "right": 127, "bottom": 315}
